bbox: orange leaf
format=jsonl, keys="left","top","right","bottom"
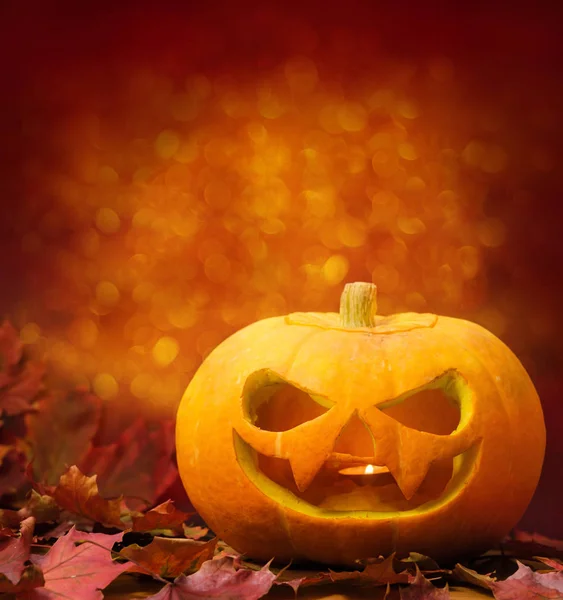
{"left": 122, "top": 536, "right": 217, "bottom": 579}
{"left": 132, "top": 500, "right": 191, "bottom": 533}
{"left": 52, "top": 465, "right": 124, "bottom": 528}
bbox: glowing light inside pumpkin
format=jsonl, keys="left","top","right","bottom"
{"left": 365, "top": 464, "right": 375, "bottom": 475}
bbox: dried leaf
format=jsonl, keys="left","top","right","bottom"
{"left": 79, "top": 418, "right": 177, "bottom": 510}
{"left": 490, "top": 561, "right": 563, "bottom": 599}
{"left": 27, "top": 527, "right": 131, "bottom": 599}
{"left": 330, "top": 554, "right": 409, "bottom": 586}
{"left": 145, "top": 556, "right": 277, "bottom": 600}
{"left": 0, "top": 508, "right": 22, "bottom": 528}
{"left": 51, "top": 465, "right": 124, "bottom": 528}
{"left": 182, "top": 524, "right": 209, "bottom": 540}
{"left": 400, "top": 566, "right": 450, "bottom": 599}
{"left": 0, "top": 516, "right": 34, "bottom": 584}
{"left": 452, "top": 563, "right": 494, "bottom": 590}
{"left": 0, "top": 564, "right": 44, "bottom": 594}
{"left": 132, "top": 500, "right": 191, "bottom": 533}
{"left": 122, "top": 537, "right": 217, "bottom": 578}
{"left": 26, "top": 389, "right": 101, "bottom": 485}
{"left": 537, "top": 557, "right": 563, "bottom": 572}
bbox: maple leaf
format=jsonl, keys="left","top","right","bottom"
{"left": 490, "top": 561, "right": 563, "bottom": 599}
{"left": 0, "top": 564, "right": 44, "bottom": 594}
{"left": 25, "top": 527, "right": 132, "bottom": 600}
{"left": 330, "top": 554, "right": 409, "bottom": 586}
{"left": 144, "top": 556, "right": 277, "bottom": 600}
{"left": 452, "top": 563, "right": 494, "bottom": 590}
{"left": 0, "top": 516, "right": 34, "bottom": 584}
{"left": 400, "top": 566, "right": 450, "bottom": 599}
{"left": 122, "top": 537, "right": 217, "bottom": 578}
{"left": 50, "top": 465, "right": 124, "bottom": 528}
{"left": 26, "top": 389, "right": 101, "bottom": 485}
{"left": 79, "top": 418, "right": 177, "bottom": 510}
{"left": 131, "top": 500, "right": 191, "bottom": 533}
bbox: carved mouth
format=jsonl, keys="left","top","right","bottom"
{"left": 233, "top": 368, "right": 480, "bottom": 518}
{"left": 234, "top": 433, "right": 478, "bottom": 516}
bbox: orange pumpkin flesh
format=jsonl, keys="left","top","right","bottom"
{"left": 176, "top": 283, "right": 546, "bottom": 565}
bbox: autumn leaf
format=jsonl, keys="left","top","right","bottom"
{"left": 330, "top": 554, "right": 409, "bottom": 586}
{"left": 0, "top": 516, "right": 34, "bottom": 584}
{"left": 145, "top": 556, "right": 277, "bottom": 600}
{"left": 537, "top": 557, "right": 563, "bottom": 572}
{"left": 490, "top": 561, "right": 563, "bottom": 599}
{"left": 0, "top": 564, "right": 44, "bottom": 594}
{"left": 131, "top": 500, "right": 191, "bottom": 533}
{"left": 122, "top": 536, "right": 217, "bottom": 578}
{"left": 51, "top": 465, "right": 124, "bottom": 528}
{"left": 79, "top": 418, "right": 177, "bottom": 510}
{"left": 400, "top": 566, "right": 450, "bottom": 599}
{"left": 451, "top": 563, "right": 494, "bottom": 590}
{"left": 26, "top": 527, "right": 132, "bottom": 599}
{"left": 26, "top": 389, "right": 101, "bottom": 485}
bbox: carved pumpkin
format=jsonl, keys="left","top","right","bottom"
{"left": 176, "top": 282, "right": 545, "bottom": 565}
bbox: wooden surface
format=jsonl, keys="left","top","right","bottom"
{"left": 103, "top": 575, "right": 493, "bottom": 598}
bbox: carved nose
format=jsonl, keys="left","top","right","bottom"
{"left": 332, "top": 410, "right": 375, "bottom": 457}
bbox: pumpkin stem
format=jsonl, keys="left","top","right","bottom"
{"left": 339, "top": 282, "right": 378, "bottom": 328}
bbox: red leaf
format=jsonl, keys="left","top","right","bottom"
{"left": 122, "top": 537, "right": 217, "bottom": 578}
{"left": 490, "top": 561, "right": 563, "bottom": 599}
{"left": 0, "top": 564, "right": 44, "bottom": 594}
{"left": 131, "top": 500, "right": 191, "bottom": 533}
{"left": 51, "top": 465, "right": 124, "bottom": 528}
{"left": 79, "top": 419, "right": 177, "bottom": 510}
{"left": 400, "top": 566, "right": 450, "bottom": 599}
{"left": 0, "top": 516, "right": 34, "bottom": 584}
{"left": 537, "top": 557, "right": 563, "bottom": 572}
{"left": 330, "top": 554, "right": 409, "bottom": 586}
{"left": 145, "top": 556, "right": 277, "bottom": 600}
{"left": 26, "top": 389, "right": 101, "bottom": 485}
{"left": 26, "top": 527, "right": 131, "bottom": 600}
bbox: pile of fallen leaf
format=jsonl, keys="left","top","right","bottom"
{"left": 1, "top": 320, "right": 563, "bottom": 599}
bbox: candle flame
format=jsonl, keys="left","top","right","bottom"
{"left": 364, "top": 464, "right": 375, "bottom": 475}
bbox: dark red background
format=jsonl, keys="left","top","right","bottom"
{"left": 1, "top": 0, "right": 562, "bottom": 537}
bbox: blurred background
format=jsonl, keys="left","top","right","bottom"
{"left": 1, "top": 0, "right": 562, "bottom": 536}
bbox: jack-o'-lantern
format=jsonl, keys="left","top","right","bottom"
{"left": 176, "top": 282, "right": 545, "bottom": 565}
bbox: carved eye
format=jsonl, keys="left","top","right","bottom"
{"left": 243, "top": 370, "right": 333, "bottom": 432}
{"left": 377, "top": 372, "right": 464, "bottom": 435}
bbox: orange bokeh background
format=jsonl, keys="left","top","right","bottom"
{"left": 1, "top": 0, "right": 562, "bottom": 536}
